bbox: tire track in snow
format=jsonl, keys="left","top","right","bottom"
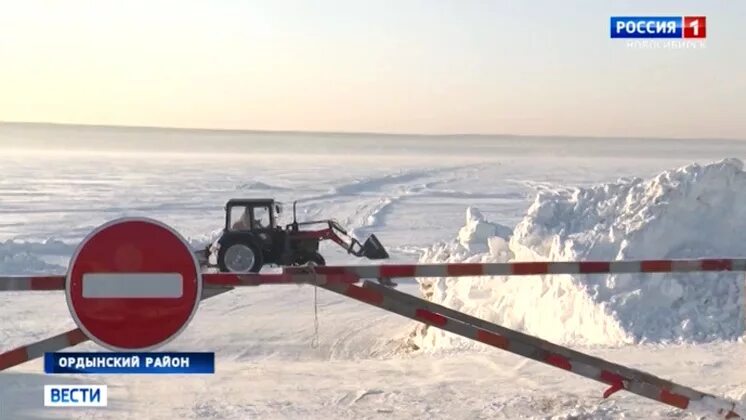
{"left": 295, "top": 165, "right": 474, "bottom": 205}
{"left": 289, "top": 166, "right": 472, "bottom": 245}
{"left": 345, "top": 164, "right": 502, "bottom": 240}
{"left": 264, "top": 164, "right": 495, "bottom": 238}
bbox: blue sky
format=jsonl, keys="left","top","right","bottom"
{"left": 0, "top": 1, "right": 744, "bottom": 138}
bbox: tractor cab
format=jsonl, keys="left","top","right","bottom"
{"left": 225, "top": 199, "right": 282, "bottom": 232}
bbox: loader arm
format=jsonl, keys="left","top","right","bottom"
{"left": 288, "top": 220, "right": 389, "bottom": 260}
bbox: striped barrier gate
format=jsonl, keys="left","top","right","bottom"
{"left": 1, "top": 259, "right": 745, "bottom": 418}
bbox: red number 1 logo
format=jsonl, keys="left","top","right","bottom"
{"left": 683, "top": 16, "right": 706, "bottom": 39}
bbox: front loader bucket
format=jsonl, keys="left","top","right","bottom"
{"left": 361, "top": 234, "right": 389, "bottom": 260}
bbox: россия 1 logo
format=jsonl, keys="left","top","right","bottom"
{"left": 610, "top": 16, "right": 706, "bottom": 39}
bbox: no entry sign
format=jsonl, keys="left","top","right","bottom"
{"left": 65, "top": 218, "right": 202, "bottom": 351}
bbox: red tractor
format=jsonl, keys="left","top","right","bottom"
{"left": 200, "top": 198, "right": 389, "bottom": 273}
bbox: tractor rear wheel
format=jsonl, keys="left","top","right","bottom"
{"left": 218, "top": 239, "right": 263, "bottom": 273}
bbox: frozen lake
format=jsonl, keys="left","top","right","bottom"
{"left": 1, "top": 124, "right": 745, "bottom": 419}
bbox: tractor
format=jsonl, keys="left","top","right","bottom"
{"left": 199, "top": 198, "right": 389, "bottom": 273}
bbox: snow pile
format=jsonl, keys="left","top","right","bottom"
{"left": 0, "top": 239, "right": 75, "bottom": 275}
{"left": 410, "top": 159, "right": 746, "bottom": 350}
{"left": 457, "top": 207, "right": 513, "bottom": 253}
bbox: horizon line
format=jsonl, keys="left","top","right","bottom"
{"left": 0, "top": 120, "right": 742, "bottom": 143}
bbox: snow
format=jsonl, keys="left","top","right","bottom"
{"left": 457, "top": 207, "right": 513, "bottom": 252}
{"left": 235, "top": 181, "right": 288, "bottom": 191}
{"left": 0, "top": 239, "right": 76, "bottom": 274}
{"left": 2, "top": 125, "right": 746, "bottom": 418}
{"left": 412, "top": 158, "right": 746, "bottom": 351}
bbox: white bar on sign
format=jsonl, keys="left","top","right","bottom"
{"left": 82, "top": 273, "right": 183, "bottom": 298}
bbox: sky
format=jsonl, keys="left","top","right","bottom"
{"left": 0, "top": 0, "right": 744, "bottom": 139}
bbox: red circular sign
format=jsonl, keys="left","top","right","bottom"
{"left": 66, "top": 218, "right": 202, "bottom": 351}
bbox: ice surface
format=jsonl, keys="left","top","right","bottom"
{"left": 413, "top": 158, "right": 746, "bottom": 350}
{"left": 2, "top": 126, "right": 746, "bottom": 419}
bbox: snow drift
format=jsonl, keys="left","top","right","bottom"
{"left": 410, "top": 158, "right": 746, "bottom": 350}
{"left": 0, "top": 239, "right": 75, "bottom": 274}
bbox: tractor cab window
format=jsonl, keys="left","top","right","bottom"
{"left": 228, "top": 203, "right": 274, "bottom": 231}
{"left": 253, "top": 206, "right": 271, "bottom": 229}
{"left": 229, "top": 206, "right": 252, "bottom": 231}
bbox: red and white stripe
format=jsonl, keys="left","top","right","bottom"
{"left": 0, "top": 329, "right": 88, "bottom": 371}
{"left": 310, "top": 258, "right": 746, "bottom": 279}
{"left": 322, "top": 280, "right": 743, "bottom": 419}
{"left": 202, "top": 270, "right": 361, "bottom": 287}
{"left": 0, "top": 275, "right": 66, "bottom": 291}
{"left": 3, "top": 258, "right": 745, "bottom": 292}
